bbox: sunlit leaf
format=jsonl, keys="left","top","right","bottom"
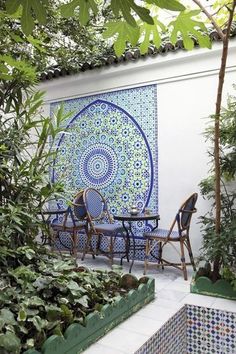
{"left": 146, "top": 0, "right": 185, "bottom": 11}
{"left": 139, "top": 17, "right": 166, "bottom": 54}
{"left": 60, "top": 0, "right": 98, "bottom": 25}
{"left": 169, "top": 10, "right": 212, "bottom": 50}
{"left": 103, "top": 21, "right": 140, "bottom": 56}
{"left": 6, "top": 0, "right": 48, "bottom": 36}
{"left": 17, "top": 309, "right": 27, "bottom": 322}
{"left": 111, "top": 0, "right": 154, "bottom": 27}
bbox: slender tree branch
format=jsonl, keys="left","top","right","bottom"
{"left": 192, "top": 0, "right": 225, "bottom": 40}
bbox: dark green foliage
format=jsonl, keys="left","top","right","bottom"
{"left": 199, "top": 91, "right": 236, "bottom": 283}
{"left": 0, "top": 1, "right": 110, "bottom": 74}
{"left": 0, "top": 250, "right": 135, "bottom": 353}
{"left": 0, "top": 86, "right": 68, "bottom": 249}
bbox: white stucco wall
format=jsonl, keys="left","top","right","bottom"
{"left": 38, "top": 39, "right": 236, "bottom": 261}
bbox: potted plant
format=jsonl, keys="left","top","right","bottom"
{"left": 191, "top": 91, "right": 236, "bottom": 300}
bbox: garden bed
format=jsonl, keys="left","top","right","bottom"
{"left": 24, "top": 278, "right": 155, "bottom": 354}
{"left": 190, "top": 274, "right": 236, "bottom": 300}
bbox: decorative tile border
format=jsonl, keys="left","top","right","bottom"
{"left": 135, "top": 306, "right": 186, "bottom": 354}
{"left": 135, "top": 304, "right": 236, "bottom": 354}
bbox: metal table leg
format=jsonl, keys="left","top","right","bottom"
{"left": 120, "top": 220, "right": 130, "bottom": 266}
{"left": 128, "top": 221, "right": 136, "bottom": 273}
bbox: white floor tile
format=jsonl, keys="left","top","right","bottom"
{"left": 82, "top": 343, "right": 126, "bottom": 354}
{"left": 119, "top": 314, "right": 163, "bottom": 336}
{"left": 180, "top": 293, "right": 215, "bottom": 307}
{"left": 98, "top": 328, "right": 149, "bottom": 353}
{"left": 154, "top": 279, "right": 173, "bottom": 291}
{"left": 151, "top": 297, "right": 183, "bottom": 310}
{"left": 157, "top": 288, "right": 188, "bottom": 302}
{"left": 211, "top": 298, "right": 236, "bottom": 312}
{"left": 163, "top": 280, "right": 190, "bottom": 293}
{"left": 136, "top": 303, "right": 177, "bottom": 324}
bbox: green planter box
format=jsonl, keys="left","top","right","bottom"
{"left": 191, "top": 275, "right": 236, "bottom": 300}
{"left": 25, "top": 278, "right": 155, "bottom": 354}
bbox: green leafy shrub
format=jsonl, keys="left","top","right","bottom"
{"left": 0, "top": 249, "right": 138, "bottom": 353}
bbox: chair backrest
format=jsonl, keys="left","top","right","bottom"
{"left": 84, "top": 188, "right": 110, "bottom": 221}
{"left": 73, "top": 189, "right": 87, "bottom": 220}
{"left": 176, "top": 193, "right": 198, "bottom": 235}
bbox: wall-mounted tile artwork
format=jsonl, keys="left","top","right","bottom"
{"left": 50, "top": 85, "right": 158, "bottom": 243}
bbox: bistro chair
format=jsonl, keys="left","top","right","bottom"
{"left": 83, "top": 187, "right": 126, "bottom": 264}
{"left": 50, "top": 189, "right": 88, "bottom": 259}
{"left": 143, "top": 193, "right": 198, "bottom": 280}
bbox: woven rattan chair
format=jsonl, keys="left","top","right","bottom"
{"left": 82, "top": 188, "right": 126, "bottom": 264}
{"left": 143, "top": 193, "right": 198, "bottom": 280}
{"left": 51, "top": 190, "right": 88, "bottom": 259}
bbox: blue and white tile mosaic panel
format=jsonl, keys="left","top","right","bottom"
{"left": 50, "top": 85, "right": 158, "bottom": 256}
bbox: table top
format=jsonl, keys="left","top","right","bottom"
{"left": 40, "top": 208, "right": 68, "bottom": 215}
{"left": 114, "top": 213, "right": 160, "bottom": 222}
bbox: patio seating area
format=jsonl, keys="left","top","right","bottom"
{"left": 45, "top": 189, "right": 197, "bottom": 281}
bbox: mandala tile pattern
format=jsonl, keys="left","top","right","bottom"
{"left": 135, "top": 305, "right": 236, "bottom": 354}
{"left": 50, "top": 85, "right": 158, "bottom": 259}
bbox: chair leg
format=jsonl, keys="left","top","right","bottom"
{"left": 82, "top": 232, "right": 91, "bottom": 261}
{"left": 180, "top": 240, "right": 187, "bottom": 280}
{"left": 158, "top": 241, "right": 164, "bottom": 270}
{"left": 51, "top": 231, "right": 57, "bottom": 252}
{"left": 72, "top": 231, "right": 77, "bottom": 260}
{"left": 186, "top": 238, "right": 196, "bottom": 271}
{"left": 144, "top": 238, "right": 150, "bottom": 275}
{"left": 109, "top": 236, "right": 114, "bottom": 266}
{"left": 96, "top": 234, "right": 101, "bottom": 256}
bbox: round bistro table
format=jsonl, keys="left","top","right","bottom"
{"left": 114, "top": 213, "right": 160, "bottom": 273}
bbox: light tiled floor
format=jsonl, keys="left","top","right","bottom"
{"left": 78, "top": 255, "right": 236, "bottom": 354}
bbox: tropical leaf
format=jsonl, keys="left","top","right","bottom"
{"left": 103, "top": 21, "right": 140, "bottom": 56}
{"left": 146, "top": 0, "right": 185, "bottom": 11}
{"left": 169, "top": 10, "right": 212, "bottom": 50}
{"left": 139, "top": 17, "right": 166, "bottom": 54}
{"left": 60, "top": 0, "right": 98, "bottom": 25}
{"left": 5, "top": 0, "right": 48, "bottom": 36}
{"left": 111, "top": 0, "right": 153, "bottom": 27}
